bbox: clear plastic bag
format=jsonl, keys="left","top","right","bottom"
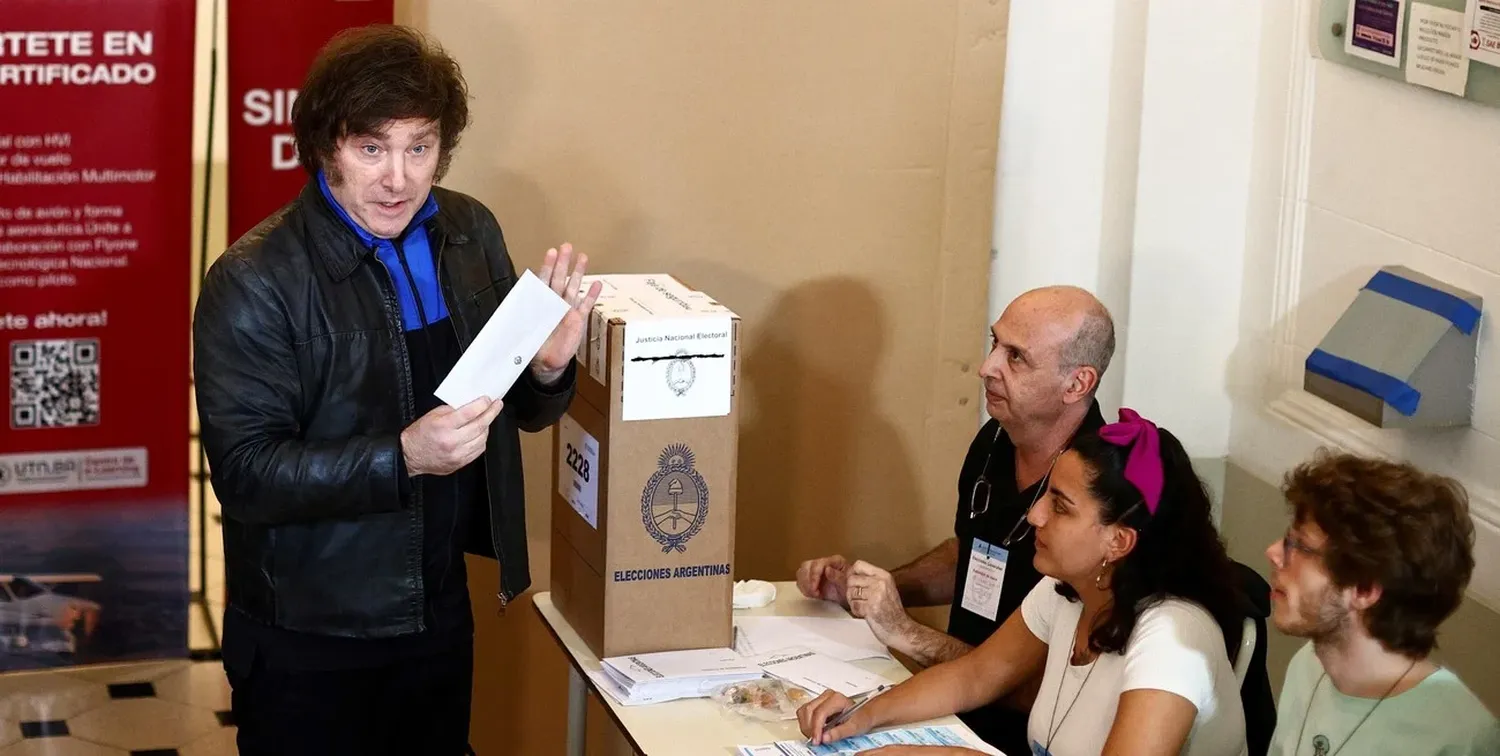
{"left": 712, "top": 678, "right": 817, "bottom": 722}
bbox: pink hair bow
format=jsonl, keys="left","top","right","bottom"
{"left": 1096, "top": 408, "right": 1163, "bottom": 515}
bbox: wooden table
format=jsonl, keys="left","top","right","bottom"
{"left": 532, "top": 581, "right": 988, "bottom": 755}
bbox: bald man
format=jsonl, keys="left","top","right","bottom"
{"left": 796, "top": 286, "right": 1115, "bottom": 755}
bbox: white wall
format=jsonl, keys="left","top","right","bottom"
{"left": 1119, "top": 0, "right": 1264, "bottom": 461}
{"left": 993, "top": 0, "right": 1500, "bottom": 608}
{"left": 1229, "top": 41, "right": 1500, "bottom": 610}
{"left": 988, "top": 0, "right": 1260, "bottom": 465}
{"left": 987, "top": 0, "right": 1148, "bottom": 417}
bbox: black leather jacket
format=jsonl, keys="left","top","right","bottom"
{"left": 193, "top": 181, "right": 574, "bottom": 638}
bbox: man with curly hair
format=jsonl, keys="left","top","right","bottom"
{"left": 1265, "top": 452, "right": 1498, "bottom": 755}
{"left": 193, "top": 25, "right": 600, "bottom": 755}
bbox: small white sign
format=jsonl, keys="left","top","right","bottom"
{"left": 0, "top": 447, "right": 148, "bottom": 495}
{"left": 1468, "top": 0, "right": 1500, "bottom": 66}
{"left": 556, "top": 414, "right": 600, "bottom": 528}
{"left": 1407, "top": 4, "right": 1471, "bottom": 95}
{"left": 621, "top": 315, "right": 733, "bottom": 422}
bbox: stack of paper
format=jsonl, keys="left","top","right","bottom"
{"left": 737, "top": 725, "right": 1002, "bottom": 756}
{"left": 595, "top": 647, "right": 763, "bottom": 706}
{"left": 749, "top": 647, "right": 889, "bottom": 698}
{"left": 734, "top": 616, "right": 893, "bottom": 662}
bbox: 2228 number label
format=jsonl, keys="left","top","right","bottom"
{"left": 565, "top": 442, "right": 592, "bottom": 482}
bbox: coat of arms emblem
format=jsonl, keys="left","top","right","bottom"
{"left": 641, "top": 444, "right": 708, "bottom": 553}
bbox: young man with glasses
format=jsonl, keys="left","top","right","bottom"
{"left": 1265, "top": 452, "right": 1499, "bottom": 755}
{"left": 795, "top": 286, "right": 1114, "bottom": 756}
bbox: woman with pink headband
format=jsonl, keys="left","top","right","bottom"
{"left": 798, "top": 409, "right": 1250, "bottom": 756}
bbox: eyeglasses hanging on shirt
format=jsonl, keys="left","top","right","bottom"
{"left": 957, "top": 427, "right": 1063, "bottom": 623}
{"left": 967, "top": 424, "right": 1062, "bottom": 548}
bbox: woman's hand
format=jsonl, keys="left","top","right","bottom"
{"left": 797, "top": 690, "right": 872, "bottom": 746}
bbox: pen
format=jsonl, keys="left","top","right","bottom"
{"left": 806, "top": 684, "right": 889, "bottom": 745}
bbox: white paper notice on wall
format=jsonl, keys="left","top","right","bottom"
{"left": 1347, "top": 0, "right": 1407, "bottom": 67}
{"left": 621, "top": 315, "right": 733, "bottom": 421}
{"left": 1468, "top": 0, "right": 1500, "bottom": 66}
{"left": 557, "top": 414, "right": 600, "bottom": 528}
{"left": 1407, "top": 4, "right": 1471, "bottom": 95}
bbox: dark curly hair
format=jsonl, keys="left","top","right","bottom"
{"left": 292, "top": 24, "right": 471, "bottom": 181}
{"left": 1058, "top": 426, "right": 1245, "bottom": 659}
{"left": 1282, "top": 452, "right": 1474, "bottom": 656}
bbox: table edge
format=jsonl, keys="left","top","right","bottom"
{"left": 531, "top": 593, "right": 660, "bottom": 756}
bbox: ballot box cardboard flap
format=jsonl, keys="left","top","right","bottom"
{"left": 552, "top": 273, "right": 740, "bottom": 659}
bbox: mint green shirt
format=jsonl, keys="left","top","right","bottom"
{"left": 1269, "top": 642, "right": 1500, "bottom": 756}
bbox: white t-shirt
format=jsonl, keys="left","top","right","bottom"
{"left": 1021, "top": 577, "right": 1248, "bottom": 756}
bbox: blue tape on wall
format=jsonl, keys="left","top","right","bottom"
{"left": 1306, "top": 348, "right": 1421, "bottom": 417}
{"left": 1363, "top": 271, "right": 1482, "bottom": 335}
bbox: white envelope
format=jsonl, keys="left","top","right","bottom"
{"left": 435, "top": 269, "right": 570, "bottom": 407}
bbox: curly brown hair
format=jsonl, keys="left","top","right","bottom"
{"left": 1282, "top": 451, "right": 1475, "bottom": 656}
{"left": 292, "top": 24, "right": 471, "bottom": 181}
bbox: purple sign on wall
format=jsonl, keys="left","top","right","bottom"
{"left": 1348, "top": 0, "right": 1405, "bottom": 66}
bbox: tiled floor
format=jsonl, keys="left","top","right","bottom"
{"left": 0, "top": 659, "right": 235, "bottom": 756}
{"left": 0, "top": 438, "right": 234, "bottom": 754}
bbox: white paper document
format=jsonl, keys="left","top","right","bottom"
{"left": 736, "top": 725, "right": 1001, "bottom": 756}
{"left": 621, "top": 315, "right": 734, "bottom": 421}
{"left": 750, "top": 647, "right": 889, "bottom": 697}
{"left": 435, "top": 270, "right": 570, "bottom": 407}
{"left": 1469, "top": 0, "right": 1500, "bottom": 67}
{"left": 1407, "top": 3, "right": 1471, "bottom": 95}
{"left": 733, "top": 617, "right": 892, "bottom": 663}
{"left": 556, "top": 414, "right": 600, "bottom": 528}
{"left": 598, "top": 647, "right": 763, "bottom": 705}
{"left": 588, "top": 668, "right": 684, "bottom": 707}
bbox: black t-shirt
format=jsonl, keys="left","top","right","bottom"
{"left": 222, "top": 316, "right": 479, "bottom": 672}
{"left": 947, "top": 401, "right": 1104, "bottom": 753}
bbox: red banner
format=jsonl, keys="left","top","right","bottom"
{"left": 0, "top": 0, "right": 196, "bottom": 669}
{"left": 227, "top": 0, "right": 395, "bottom": 243}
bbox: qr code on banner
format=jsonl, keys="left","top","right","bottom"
{"left": 10, "top": 339, "right": 101, "bottom": 429}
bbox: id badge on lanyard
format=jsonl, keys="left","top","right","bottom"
{"left": 960, "top": 426, "right": 1056, "bottom": 623}
{"left": 959, "top": 537, "right": 1008, "bottom": 621}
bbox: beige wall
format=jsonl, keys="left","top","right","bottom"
{"left": 1219, "top": 462, "right": 1500, "bottom": 712}
{"left": 392, "top": 2, "right": 1010, "bottom": 752}
{"left": 189, "top": 2, "right": 1008, "bottom": 750}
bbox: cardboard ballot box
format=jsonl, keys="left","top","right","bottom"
{"left": 550, "top": 274, "right": 740, "bottom": 659}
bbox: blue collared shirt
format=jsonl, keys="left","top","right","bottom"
{"left": 316, "top": 170, "right": 447, "bottom": 332}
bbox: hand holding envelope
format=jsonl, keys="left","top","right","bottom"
{"left": 407, "top": 244, "right": 601, "bottom": 477}
{"left": 435, "top": 243, "right": 602, "bottom": 407}
{"left": 400, "top": 396, "right": 506, "bottom": 477}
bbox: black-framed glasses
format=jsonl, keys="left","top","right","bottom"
{"left": 968, "top": 474, "right": 994, "bottom": 519}
{"left": 967, "top": 425, "right": 1005, "bottom": 521}
{"left": 967, "top": 425, "right": 1059, "bottom": 548}
{"left": 966, "top": 473, "right": 1037, "bottom": 546}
